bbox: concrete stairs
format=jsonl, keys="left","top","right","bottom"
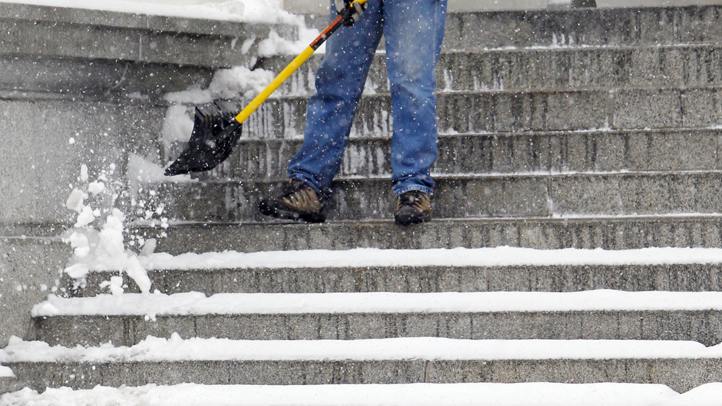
{"left": 4, "top": 3, "right": 722, "bottom": 402}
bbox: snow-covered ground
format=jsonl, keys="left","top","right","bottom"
{"left": 3, "top": 335, "right": 722, "bottom": 363}
{"left": 137, "top": 246, "right": 722, "bottom": 270}
{"left": 30, "top": 289, "right": 722, "bottom": 317}
{"left": 0, "top": 0, "right": 299, "bottom": 24}
{"left": 6, "top": 382, "right": 722, "bottom": 406}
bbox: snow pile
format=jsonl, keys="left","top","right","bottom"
{"left": 6, "top": 382, "right": 711, "bottom": 406}
{"left": 164, "top": 66, "right": 275, "bottom": 106}
{"left": 30, "top": 290, "right": 722, "bottom": 317}
{"left": 0, "top": 365, "right": 13, "bottom": 378}
{"left": 62, "top": 165, "right": 152, "bottom": 295}
{"left": 0, "top": 0, "right": 302, "bottom": 25}
{"left": 137, "top": 246, "right": 722, "bottom": 271}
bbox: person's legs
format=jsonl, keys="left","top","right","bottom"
{"left": 286, "top": 0, "right": 384, "bottom": 199}
{"left": 383, "top": 0, "right": 447, "bottom": 196}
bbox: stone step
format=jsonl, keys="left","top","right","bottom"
{"left": 230, "top": 88, "right": 722, "bottom": 141}
{"left": 31, "top": 291, "right": 722, "bottom": 346}
{"left": 33, "top": 310, "right": 722, "bottom": 347}
{"left": 0, "top": 2, "right": 296, "bottom": 68}
{"left": 260, "top": 44, "right": 722, "bottom": 96}
{"left": 199, "top": 129, "right": 722, "bottom": 181}
{"left": 132, "top": 215, "right": 722, "bottom": 254}
{"left": 304, "top": 6, "right": 722, "bottom": 50}
{"left": 142, "top": 171, "right": 722, "bottom": 222}
{"left": 0, "top": 382, "right": 704, "bottom": 405}
{"left": 4, "top": 338, "right": 721, "bottom": 392}
{"left": 72, "top": 262, "right": 722, "bottom": 297}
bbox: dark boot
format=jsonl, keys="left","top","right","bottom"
{"left": 394, "top": 190, "right": 431, "bottom": 226}
{"left": 259, "top": 179, "right": 326, "bottom": 223}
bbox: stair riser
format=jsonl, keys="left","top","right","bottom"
{"left": 7, "top": 358, "right": 719, "bottom": 392}
{"left": 0, "top": 55, "right": 213, "bottom": 101}
{"left": 306, "top": 7, "right": 722, "bottom": 50}
{"left": 71, "top": 264, "right": 722, "bottom": 297}
{"left": 232, "top": 89, "right": 722, "bottom": 142}
{"left": 134, "top": 218, "right": 722, "bottom": 254}
{"left": 146, "top": 172, "right": 722, "bottom": 222}
{"left": 34, "top": 311, "right": 722, "bottom": 347}
{"left": 262, "top": 45, "right": 722, "bottom": 96}
{"left": 201, "top": 130, "right": 722, "bottom": 181}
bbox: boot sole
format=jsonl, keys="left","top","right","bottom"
{"left": 394, "top": 212, "right": 431, "bottom": 226}
{"left": 259, "top": 200, "right": 326, "bottom": 223}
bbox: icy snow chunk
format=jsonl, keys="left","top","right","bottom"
{"left": 80, "top": 164, "right": 88, "bottom": 182}
{"left": 87, "top": 181, "right": 105, "bottom": 195}
{"left": 0, "top": 364, "right": 13, "bottom": 377}
{"left": 33, "top": 301, "right": 59, "bottom": 316}
{"left": 140, "top": 239, "right": 157, "bottom": 257}
{"left": 64, "top": 263, "right": 89, "bottom": 279}
{"left": 65, "top": 189, "right": 87, "bottom": 213}
{"left": 74, "top": 206, "right": 97, "bottom": 228}
{"left": 126, "top": 254, "right": 152, "bottom": 294}
{"left": 161, "top": 104, "right": 194, "bottom": 143}
{"left": 100, "top": 276, "right": 124, "bottom": 296}
{"left": 69, "top": 232, "right": 90, "bottom": 258}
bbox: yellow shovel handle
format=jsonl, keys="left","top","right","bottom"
{"left": 234, "top": 0, "right": 368, "bottom": 124}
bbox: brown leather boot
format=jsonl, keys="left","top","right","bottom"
{"left": 394, "top": 190, "right": 431, "bottom": 225}
{"left": 259, "top": 179, "right": 325, "bottom": 223}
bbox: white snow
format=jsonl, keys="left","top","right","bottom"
{"left": 164, "top": 66, "right": 275, "bottom": 105}
{"left": 0, "top": 0, "right": 301, "bottom": 25}
{"left": 137, "top": 246, "right": 722, "bottom": 271}
{"left": 30, "top": 290, "right": 722, "bottom": 317}
{"left": 0, "top": 365, "right": 13, "bottom": 378}
{"left": 7, "top": 382, "right": 720, "bottom": 406}
{"left": 3, "top": 335, "right": 722, "bottom": 364}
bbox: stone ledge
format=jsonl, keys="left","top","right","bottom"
{"left": 6, "top": 358, "right": 721, "bottom": 392}
{"left": 0, "top": 2, "right": 297, "bottom": 69}
{"left": 133, "top": 215, "right": 722, "bottom": 253}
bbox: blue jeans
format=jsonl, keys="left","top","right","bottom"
{"left": 287, "top": 0, "right": 447, "bottom": 198}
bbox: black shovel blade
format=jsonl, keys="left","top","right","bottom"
{"left": 164, "top": 100, "right": 243, "bottom": 176}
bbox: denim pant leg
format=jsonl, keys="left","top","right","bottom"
{"left": 287, "top": 0, "right": 384, "bottom": 199}
{"left": 384, "top": 0, "right": 447, "bottom": 196}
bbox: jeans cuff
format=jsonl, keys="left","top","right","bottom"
{"left": 393, "top": 184, "right": 433, "bottom": 197}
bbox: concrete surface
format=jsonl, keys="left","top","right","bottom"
{"left": 73, "top": 263, "right": 722, "bottom": 296}
{"left": 134, "top": 216, "right": 722, "bottom": 254}
{"left": 0, "top": 238, "right": 70, "bottom": 348}
{"left": 5, "top": 358, "right": 722, "bottom": 392}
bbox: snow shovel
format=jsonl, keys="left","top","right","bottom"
{"left": 164, "top": 0, "right": 368, "bottom": 176}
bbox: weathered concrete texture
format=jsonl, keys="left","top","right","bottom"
{"left": 72, "top": 263, "right": 722, "bottom": 297}
{"left": 0, "top": 98, "right": 165, "bottom": 224}
{"left": 8, "top": 360, "right": 426, "bottom": 391}
{"left": 0, "top": 238, "right": 70, "bottom": 348}
{"left": 33, "top": 310, "right": 722, "bottom": 347}
{"left": 146, "top": 171, "right": 722, "bottom": 222}
{"left": 0, "top": 3, "right": 296, "bottom": 68}
{"left": 442, "top": 6, "right": 722, "bottom": 50}
{"left": 0, "top": 55, "right": 214, "bottom": 102}
{"left": 135, "top": 216, "right": 722, "bottom": 254}
{"left": 7, "top": 358, "right": 722, "bottom": 392}
{"left": 261, "top": 45, "right": 722, "bottom": 95}
{"left": 232, "top": 89, "right": 722, "bottom": 141}
{"left": 203, "top": 129, "right": 722, "bottom": 181}
{"left": 0, "top": 376, "right": 19, "bottom": 396}
{"left": 304, "top": 6, "right": 722, "bottom": 50}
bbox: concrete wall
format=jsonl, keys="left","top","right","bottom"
{"left": 282, "top": 0, "right": 722, "bottom": 13}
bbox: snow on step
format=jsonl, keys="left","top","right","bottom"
{"left": 8, "top": 382, "right": 722, "bottom": 406}
{"left": 32, "top": 290, "right": 722, "bottom": 317}
{"left": 136, "top": 247, "right": 722, "bottom": 271}
{"left": 4, "top": 336, "right": 722, "bottom": 363}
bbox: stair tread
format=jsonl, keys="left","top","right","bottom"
{"left": 33, "top": 290, "right": 722, "bottom": 317}
{"left": 4, "top": 336, "right": 722, "bottom": 363}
